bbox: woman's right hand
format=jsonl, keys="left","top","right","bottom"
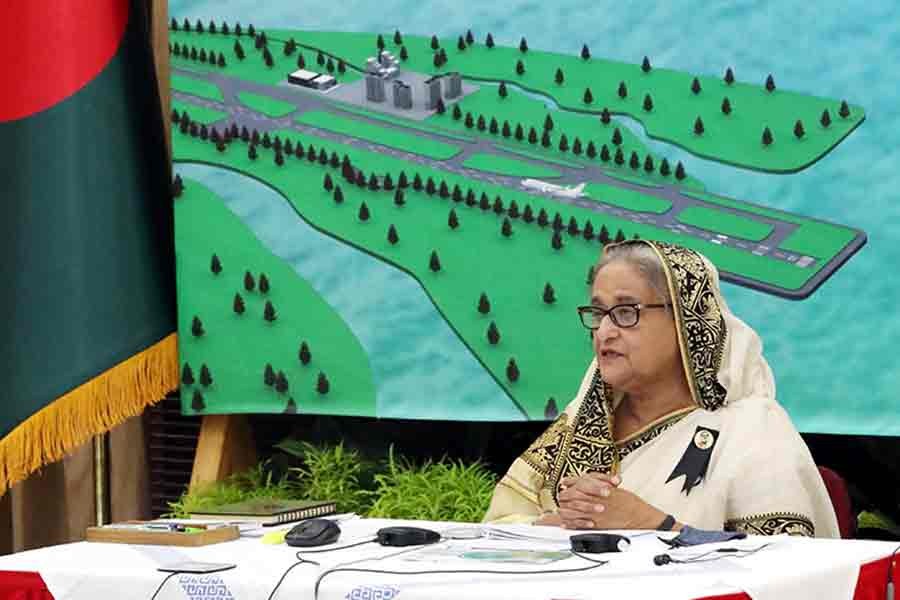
{"left": 533, "top": 512, "right": 563, "bottom": 527}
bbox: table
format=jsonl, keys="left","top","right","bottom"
{"left": 0, "top": 518, "right": 896, "bottom": 600}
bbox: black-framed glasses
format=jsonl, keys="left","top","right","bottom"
{"left": 577, "top": 303, "right": 672, "bottom": 330}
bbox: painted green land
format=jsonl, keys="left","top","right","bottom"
{"left": 427, "top": 86, "right": 706, "bottom": 190}
{"left": 677, "top": 206, "right": 774, "bottom": 242}
{"left": 276, "top": 30, "right": 863, "bottom": 173}
{"left": 237, "top": 91, "right": 297, "bottom": 118}
{"left": 585, "top": 183, "right": 671, "bottom": 214}
{"left": 175, "top": 178, "right": 376, "bottom": 416}
{"left": 683, "top": 190, "right": 857, "bottom": 259}
{"left": 170, "top": 28, "right": 361, "bottom": 88}
{"left": 172, "top": 73, "right": 224, "bottom": 102}
{"left": 462, "top": 153, "right": 561, "bottom": 178}
{"left": 172, "top": 99, "right": 228, "bottom": 125}
{"left": 296, "top": 111, "right": 462, "bottom": 160}
{"left": 173, "top": 121, "right": 826, "bottom": 419}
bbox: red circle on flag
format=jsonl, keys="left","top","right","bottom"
{"left": 0, "top": 0, "right": 129, "bottom": 122}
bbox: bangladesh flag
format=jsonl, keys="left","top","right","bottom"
{"left": 0, "top": 1, "right": 176, "bottom": 493}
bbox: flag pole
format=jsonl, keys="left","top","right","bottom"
{"left": 93, "top": 434, "right": 109, "bottom": 526}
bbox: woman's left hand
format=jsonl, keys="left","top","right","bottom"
{"left": 558, "top": 481, "right": 664, "bottom": 530}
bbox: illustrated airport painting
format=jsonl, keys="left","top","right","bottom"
{"left": 168, "top": 0, "right": 900, "bottom": 435}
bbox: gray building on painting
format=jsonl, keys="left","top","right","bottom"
{"left": 366, "top": 74, "right": 386, "bottom": 102}
{"left": 424, "top": 76, "right": 442, "bottom": 110}
{"left": 446, "top": 72, "right": 462, "bottom": 98}
{"left": 393, "top": 80, "right": 412, "bottom": 109}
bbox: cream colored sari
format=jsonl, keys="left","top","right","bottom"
{"left": 483, "top": 241, "right": 839, "bottom": 538}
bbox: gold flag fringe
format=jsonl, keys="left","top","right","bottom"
{"left": 0, "top": 333, "right": 179, "bottom": 496}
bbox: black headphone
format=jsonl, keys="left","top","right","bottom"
{"left": 569, "top": 533, "right": 631, "bottom": 553}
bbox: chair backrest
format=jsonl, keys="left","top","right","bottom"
{"left": 818, "top": 465, "right": 855, "bottom": 539}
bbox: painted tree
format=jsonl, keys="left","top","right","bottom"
{"left": 541, "top": 129, "right": 551, "bottom": 148}
{"left": 508, "top": 200, "right": 520, "bottom": 219}
{"left": 394, "top": 30, "right": 403, "bottom": 45}
{"left": 480, "top": 193, "right": 491, "bottom": 210}
{"left": 519, "top": 37, "right": 528, "bottom": 53}
{"left": 614, "top": 148, "right": 625, "bottom": 165}
{"left": 399, "top": 45, "right": 408, "bottom": 61}
{"left": 453, "top": 104, "right": 463, "bottom": 120}
{"left": 573, "top": 138, "right": 583, "bottom": 155}
{"left": 583, "top": 87, "right": 594, "bottom": 104}
{"left": 464, "top": 112, "right": 474, "bottom": 128}
{"left": 501, "top": 121, "right": 511, "bottom": 137}
{"left": 393, "top": 189, "right": 405, "bottom": 207}
{"left": 191, "top": 316, "right": 205, "bottom": 337}
{"left": 181, "top": 363, "right": 194, "bottom": 385}
{"left": 537, "top": 208, "right": 549, "bottom": 228}
{"left": 691, "top": 77, "right": 701, "bottom": 94}
{"left": 210, "top": 254, "right": 222, "bottom": 275}
{"left": 493, "top": 197, "right": 504, "bottom": 215}
{"left": 489, "top": 117, "right": 499, "bottom": 134}
{"left": 545, "top": 397, "right": 559, "bottom": 419}
{"left": 600, "top": 107, "right": 611, "bottom": 124}
{"left": 523, "top": 205, "right": 535, "bottom": 223}
{"left": 581, "top": 44, "right": 590, "bottom": 60}
{"left": 333, "top": 186, "right": 344, "bottom": 204}
{"left": 247, "top": 144, "right": 257, "bottom": 160}
{"left": 615, "top": 229, "right": 626, "bottom": 243}
{"left": 368, "top": 173, "right": 380, "bottom": 191}
{"left": 794, "top": 120, "right": 805, "bottom": 139}
{"left": 430, "top": 35, "right": 440, "bottom": 50}
{"left": 583, "top": 220, "right": 595, "bottom": 241}
{"left": 263, "top": 300, "right": 277, "bottom": 323}
{"left": 498, "top": 81, "right": 508, "bottom": 98}
{"left": 693, "top": 116, "right": 705, "bottom": 135}
{"left": 611, "top": 127, "right": 623, "bottom": 146}
{"left": 377, "top": 34, "right": 385, "bottom": 50}
{"left": 506, "top": 358, "right": 520, "bottom": 382}
{"left": 413, "top": 173, "right": 423, "bottom": 191}
{"left": 501, "top": 218, "right": 513, "bottom": 237}
{"left": 675, "top": 162, "right": 687, "bottom": 180}
{"left": 429, "top": 250, "right": 442, "bottom": 272}
{"left": 275, "top": 370, "right": 289, "bottom": 394}
{"left": 660, "top": 158, "right": 671, "bottom": 177}
{"left": 587, "top": 141, "right": 598, "bottom": 159}
{"left": 478, "top": 292, "right": 491, "bottom": 315}
{"left": 644, "top": 155, "right": 655, "bottom": 174}
{"left": 199, "top": 364, "right": 213, "bottom": 387}
{"left": 586, "top": 265, "right": 596, "bottom": 286}
{"left": 192, "top": 390, "right": 205, "bottom": 411}
{"left": 641, "top": 56, "right": 652, "bottom": 73}
{"left": 263, "top": 47, "right": 274, "bottom": 67}
{"left": 487, "top": 321, "right": 500, "bottom": 345}
{"left": 724, "top": 67, "right": 735, "bottom": 85}
{"left": 358, "top": 202, "right": 370, "bottom": 221}
{"left": 551, "top": 230, "right": 563, "bottom": 250}
{"left": 387, "top": 224, "right": 399, "bottom": 245}
{"left": 244, "top": 270, "right": 255, "bottom": 292}
{"left": 515, "top": 59, "right": 525, "bottom": 75}
{"left": 643, "top": 94, "right": 654, "bottom": 112}
{"left": 543, "top": 283, "right": 556, "bottom": 304}
{"left": 555, "top": 68, "right": 565, "bottom": 85}
{"left": 259, "top": 273, "right": 270, "bottom": 294}
{"left": 839, "top": 100, "right": 851, "bottom": 118}
{"left": 457, "top": 35, "right": 466, "bottom": 51}
{"left": 448, "top": 209, "right": 459, "bottom": 230}
{"left": 299, "top": 341, "right": 312, "bottom": 365}
{"left": 233, "top": 292, "right": 245, "bottom": 315}
{"left": 567, "top": 216, "right": 580, "bottom": 236}
{"left": 383, "top": 173, "right": 395, "bottom": 191}
{"left": 477, "top": 115, "right": 486, "bottom": 131}
{"left": 721, "top": 97, "right": 732, "bottom": 115}
{"left": 398, "top": 171, "right": 409, "bottom": 188}
{"left": 617, "top": 81, "right": 628, "bottom": 99}
{"left": 316, "top": 372, "right": 330, "bottom": 395}
{"left": 264, "top": 363, "right": 276, "bottom": 387}
{"left": 486, "top": 33, "right": 495, "bottom": 48}
{"left": 762, "top": 127, "right": 774, "bottom": 146}
{"left": 599, "top": 225, "right": 611, "bottom": 244}
{"left": 466, "top": 29, "right": 475, "bottom": 45}
{"left": 284, "top": 398, "right": 297, "bottom": 414}
{"left": 820, "top": 109, "right": 832, "bottom": 128}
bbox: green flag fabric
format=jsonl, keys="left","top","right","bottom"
{"left": 0, "top": 0, "right": 176, "bottom": 494}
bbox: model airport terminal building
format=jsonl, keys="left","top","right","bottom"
{"left": 287, "top": 68, "right": 336, "bottom": 90}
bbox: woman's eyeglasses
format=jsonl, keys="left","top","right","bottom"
{"left": 576, "top": 303, "right": 671, "bottom": 329}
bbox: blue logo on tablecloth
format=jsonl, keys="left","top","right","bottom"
{"left": 345, "top": 584, "right": 400, "bottom": 600}
{"left": 178, "top": 574, "right": 235, "bottom": 599}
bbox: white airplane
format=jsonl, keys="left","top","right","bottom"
{"left": 521, "top": 179, "right": 587, "bottom": 199}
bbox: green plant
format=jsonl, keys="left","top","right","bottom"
{"left": 276, "top": 439, "right": 376, "bottom": 515}
{"left": 166, "top": 461, "right": 297, "bottom": 518}
{"left": 367, "top": 447, "right": 497, "bottom": 522}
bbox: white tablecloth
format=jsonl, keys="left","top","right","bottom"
{"left": 0, "top": 518, "right": 895, "bottom": 600}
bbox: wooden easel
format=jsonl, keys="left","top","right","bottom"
{"left": 189, "top": 415, "right": 257, "bottom": 490}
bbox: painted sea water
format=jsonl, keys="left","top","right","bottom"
{"left": 171, "top": 0, "right": 900, "bottom": 434}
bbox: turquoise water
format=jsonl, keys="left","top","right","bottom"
{"left": 171, "top": 1, "right": 900, "bottom": 435}
{"left": 176, "top": 164, "right": 519, "bottom": 420}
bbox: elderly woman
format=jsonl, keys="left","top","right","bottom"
{"left": 483, "top": 240, "right": 838, "bottom": 537}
